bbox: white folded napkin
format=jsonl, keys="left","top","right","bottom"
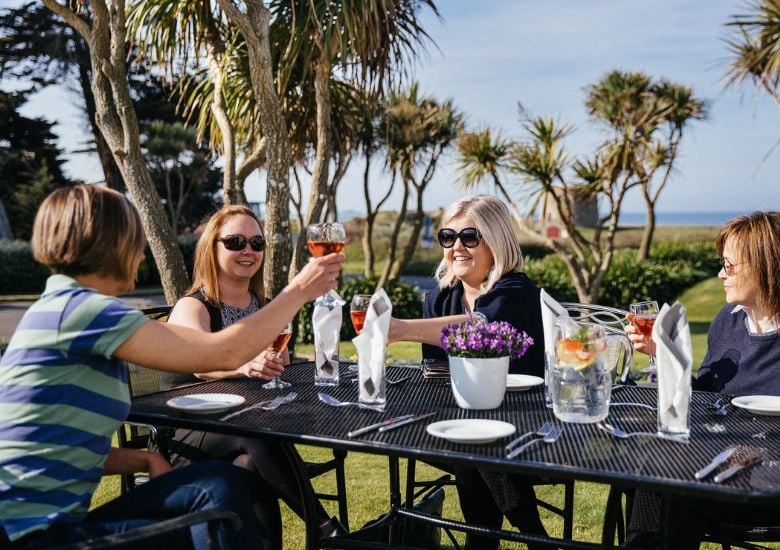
{"left": 313, "top": 292, "right": 344, "bottom": 380}
{"left": 352, "top": 289, "right": 392, "bottom": 403}
{"left": 653, "top": 301, "right": 693, "bottom": 434}
{"left": 540, "top": 288, "right": 570, "bottom": 356}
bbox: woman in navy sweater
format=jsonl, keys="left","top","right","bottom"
{"left": 627, "top": 211, "right": 780, "bottom": 547}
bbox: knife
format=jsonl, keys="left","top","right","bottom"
{"left": 377, "top": 411, "right": 437, "bottom": 433}
{"left": 694, "top": 447, "right": 737, "bottom": 480}
{"left": 347, "top": 414, "right": 416, "bottom": 438}
{"left": 713, "top": 450, "right": 763, "bottom": 483}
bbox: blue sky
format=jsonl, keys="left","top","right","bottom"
{"left": 3, "top": 0, "right": 779, "bottom": 216}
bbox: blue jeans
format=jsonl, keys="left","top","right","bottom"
{"left": 9, "top": 461, "right": 272, "bottom": 550}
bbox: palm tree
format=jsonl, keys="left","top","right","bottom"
{"left": 378, "top": 84, "right": 460, "bottom": 287}
{"left": 725, "top": 0, "right": 780, "bottom": 108}
{"left": 585, "top": 70, "right": 706, "bottom": 261}
{"left": 455, "top": 127, "right": 528, "bottom": 227}
{"left": 43, "top": 0, "right": 189, "bottom": 303}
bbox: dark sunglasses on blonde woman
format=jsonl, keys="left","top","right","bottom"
{"left": 437, "top": 227, "right": 482, "bottom": 249}
{"left": 217, "top": 234, "right": 266, "bottom": 252}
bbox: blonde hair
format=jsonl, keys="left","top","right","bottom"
{"left": 32, "top": 184, "right": 145, "bottom": 283}
{"left": 716, "top": 211, "right": 780, "bottom": 316}
{"left": 435, "top": 195, "right": 523, "bottom": 292}
{"left": 188, "top": 205, "right": 265, "bottom": 305}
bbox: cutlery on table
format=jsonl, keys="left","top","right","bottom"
{"left": 318, "top": 392, "right": 383, "bottom": 411}
{"left": 505, "top": 421, "right": 554, "bottom": 452}
{"left": 597, "top": 421, "right": 658, "bottom": 440}
{"left": 713, "top": 447, "right": 764, "bottom": 483}
{"left": 377, "top": 411, "right": 437, "bottom": 433}
{"left": 609, "top": 402, "right": 656, "bottom": 411}
{"left": 694, "top": 447, "right": 737, "bottom": 480}
{"left": 348, "top": 412, "right": 436, "bottom": 437}
{"left": 507, "top": 425, "right": 563, "bottom": 458}
{"left": 220, "top": 392, "right": 297, "bottom": 421}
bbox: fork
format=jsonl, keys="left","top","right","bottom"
{"left": 505, "top": 421, "right": 554, "bottom": 452}
{"left": 220, "top": 392, "right": 297, "bottom": 420}
{"left": 507, "top": 425, "right": 563, "bottom": 458}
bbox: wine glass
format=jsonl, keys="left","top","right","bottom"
{"left": 350, "top": 294, "right": 372, "bottom": 335}
{"left": 306, "top": 223, "right": 346, "bottom": 307}
{"left": 628, "top": 301, "right": 659, "bottom": 374}
{"left": 263, "top": 322, "right": 293, "bottom": 389}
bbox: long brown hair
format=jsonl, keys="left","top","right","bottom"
{"left": 716, "top": 211, "right": 780, "bottom": 316}
{"left": 188, "top": 205, "right": 265, "bottom": 305}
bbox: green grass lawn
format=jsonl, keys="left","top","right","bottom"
{"left": 93, "top": 277, "right": 778, "bottom": 548}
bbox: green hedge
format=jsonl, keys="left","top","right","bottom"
{"left": 525, "top": 241, "right": 718, "bottom": 308}
{"left": 0, "top": 237, "right": 199, "bottom": 293}
{"left": 295, "top": 276, "right": 423, "bottom": 344}
{"left": 0, "top": 241, "right": 51, "bottom": 293}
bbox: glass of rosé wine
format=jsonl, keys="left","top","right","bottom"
{"left": 263, "top": 322, "right": 293, "bottom": 389}
{"left": 628, "top": 300, "right": 659, "bottom": 374}
{"left": 306, "top": 223, "right": 346, "bottom": 308}
{"left": 350, "top": 294, "right": 372, "bottom": 335}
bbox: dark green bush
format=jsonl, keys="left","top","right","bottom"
{"left": 295, "top": 276, "right": 423, "bottom": 344}
{"left": 524, "top": 255, "right": 578, "bottom": 303}
{"left": 0, "top": 240, "right": 50, "bottom": 293}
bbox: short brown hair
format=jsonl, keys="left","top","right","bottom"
{"left": 32, "top": 184, "right": 145, "bottom": 282}
{"left": 716, "top": 211, "right": 780, "bottom": 316}
{"left": 188, "top": 205, "right": 265, "bottom": 305}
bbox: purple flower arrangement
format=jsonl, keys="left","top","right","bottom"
{"left": 440, "top": 319, "right": 534, "bottom": 360}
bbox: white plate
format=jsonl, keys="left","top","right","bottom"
{"left": 166, "top": 393, "right": 245, "bottom": 414}
{"left": 732, "top": 395, "right": 780, "bottom": 416}
{"left": 506, "top": 374, "right": 544, "bottom": 392}
{"left": 426, "top": 419, "right": 516, "bottom": 444}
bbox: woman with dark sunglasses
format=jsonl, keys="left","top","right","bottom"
{"left": 390, "top": 195, "right": 547, "bottom": 550}
{"left": 161, "top": 205, "right": 346, "bottom": 545}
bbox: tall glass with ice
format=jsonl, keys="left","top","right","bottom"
{"left": 550, "top": 321, "right": 613, "bottom": 423}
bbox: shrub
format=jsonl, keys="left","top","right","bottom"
{"left": 295, "top": 276, "right": 423, "bottom": 344}
{"left": 0, "top": 240, "right": 50, "bottom": 293}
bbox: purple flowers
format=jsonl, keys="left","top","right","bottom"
{"left": 440, "top": 318, "right": 534, "bottom": 360}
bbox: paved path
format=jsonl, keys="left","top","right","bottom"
{"left": 0, "top": 276, "right": 435, "bottom": 343}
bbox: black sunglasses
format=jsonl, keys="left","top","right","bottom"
{"left": 217, "top": 234, "right": 266, "bottom": 252}
{"left": 437, "top": 227, "right": 482, "bottom": 249}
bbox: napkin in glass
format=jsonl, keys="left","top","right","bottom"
{"left": 352, "top": 288, "right": 392, "bottom": 409}
{"left": 653, "top": 301, "right": 693, "bottom": 441}
{"left": 313, "top": 291, "right": 345, "bottom": 385}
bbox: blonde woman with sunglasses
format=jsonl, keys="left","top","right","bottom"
{"left": 391, "top": 195, "right": 547, "bottom": 550}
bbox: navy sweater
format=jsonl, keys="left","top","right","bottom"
{"left": 695, "top": 304, "right": 780, "bottom": 396}
{"left": 422, "top": 271, "right": 545, "bottom": 376}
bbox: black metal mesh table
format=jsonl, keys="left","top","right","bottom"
{"left": 129, "top": 362, "right": 780, "bottom": 548}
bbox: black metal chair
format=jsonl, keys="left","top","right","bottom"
{"left": 705, "top": 523, "right": 780, "bottom": 550}
{"left": 117, "top": 306, "right": 350, "bottom": 530}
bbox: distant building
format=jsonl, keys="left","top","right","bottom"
{"left": 541, "top": 186, "right": 598, "bottom": 237}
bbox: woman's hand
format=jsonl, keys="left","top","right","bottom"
{"left": 625, "top": 323, "right": 655, "bottom": 356}
{"left": 239, "top": 349, "right": 285, "bottom": 380}
{"left": 287, "top": 253, "right": 345, "bottom": 301}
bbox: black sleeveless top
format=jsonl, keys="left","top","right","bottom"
{"left": 160, "top": 291, "right": 260, "bottom": 389}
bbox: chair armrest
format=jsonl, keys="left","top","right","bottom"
{"left": 53, "top": 509, "right": 242, "bottom": 549}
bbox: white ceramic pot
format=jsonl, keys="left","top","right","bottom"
{"left": 448, "top": 355, "right": 510, "bottom": 409}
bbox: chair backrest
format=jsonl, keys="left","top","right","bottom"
{"left": 560, "top": 302, "right": 634, "bottom": 385}
{"left": 126, "top": 306, "right": 172, "bottom": 397}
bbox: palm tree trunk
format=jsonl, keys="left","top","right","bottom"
{"left": 377, "top": 179, "right": 410, "bottom": 288}
{"left": 291, "top": 55, "right": 332, "bottom": 274}
{"left": 44, "top": 0, "right": 189, "bottom": 304}
{"left": 361, "top": 157, "right": 375, "bottom": 277}
{"left": 217, "top": 0, "right": 293, "bottom": 297}
{"left": 389, "top": 183, "right": 425, "bottom": 279}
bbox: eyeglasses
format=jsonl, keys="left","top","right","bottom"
{"left": 217, "top": 234, "right": 266, "bottom": 252}
{"left": 718, "top": 257, "right": 746, "bottom": 276}
{"left": 437, "top": 227, "right": 482, "bottom": 249}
